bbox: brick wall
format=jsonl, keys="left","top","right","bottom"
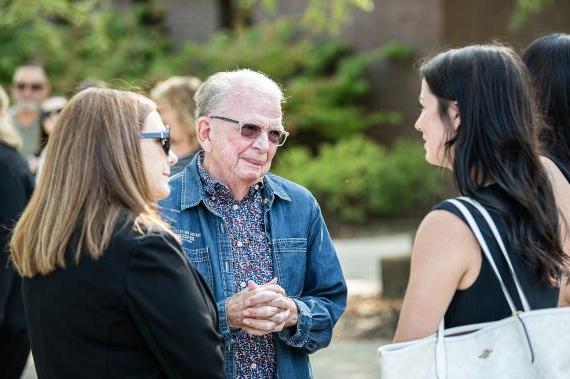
{"left": 339, "top": 0, "right": 443, "bottom": 143}
{"left": 444, "top": 0, "right": 570, "bottom": 50}
{"left": 161, "top": 0, "right": 220, "bottom": 44}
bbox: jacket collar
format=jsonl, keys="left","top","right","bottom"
{"left": 179, "top": 154, "right": 291, "bottom": 210}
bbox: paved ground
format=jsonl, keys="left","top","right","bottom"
{"left": 311, "top": 233, "right": 411, "bottom": 378}
{"left": 312, "top": 338, "right": 389, "bottom": 379}
{"left": 21, "top": 358, "right": 35, "bottom": 379}
{"left": 335, "top": 233, "right": 412, "bottom": 295}
{"left": 21, "top": 233, "right": 412, "bottom": 379}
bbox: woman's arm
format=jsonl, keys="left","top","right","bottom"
{"left": 126, "top": 232, "right": 225, "bottom": 378}
{"left": 393, "top": 209, "right": 480, "bottom": 342}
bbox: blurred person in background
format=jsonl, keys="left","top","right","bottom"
{"left": 151, "top": 76, "right": 202, "bottom": 175}
{"left": 35, "top": 96, "right": 67, "bottom": 182}
{"left": 75, "top": 78, "right": 108, "bottom": 93}
{"left": 394, "top": 45, "right": 570, "bottom": 343}
{"left": 523, "top": 33, "right": 570, "bottom": 183}
{"left": 0, "top": 85, "right": 34, "bottom": 379}
{"left": 8, "top": 65, "right": 50, "bottom": 171}
{"left": 10, "top": 88, "right": 225, "bottom": 378}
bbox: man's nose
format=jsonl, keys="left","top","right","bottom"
{"left": 251, "top": 130, "right": 271, "bottom": 150}
{"left": 22, "top": 87, "right": 35, "bottom": 97}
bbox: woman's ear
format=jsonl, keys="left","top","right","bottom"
{"left": 448, "top": 101, "right": 461, "bottom": 131}
{"left": 195, "top": 116, "right": 212, "bottom": 152}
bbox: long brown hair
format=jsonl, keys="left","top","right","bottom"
{"left": 11, "top": 88, "right": 172, "bottom": 277}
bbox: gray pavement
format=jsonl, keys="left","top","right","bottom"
{"left": 312, "top": 338, "right": 388, "bottom": 379}
{"left": 309, "top": 233, "right": 411, "bottom": 378}
{"left": 335, "top": 233, "right": 412, "bottom": 295}
{"left": 20, "top": 233, "right": 412, "bottom": 379}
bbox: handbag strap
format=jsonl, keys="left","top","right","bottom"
{"left": 456, "top": 196, "right": 531, "bottom": 311}
{"left": 445, "top": 199, "right": 523, "bottom": 313}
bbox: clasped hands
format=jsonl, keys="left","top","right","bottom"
{"left": 227, "top": 278, "right": 298, "bottom": 336}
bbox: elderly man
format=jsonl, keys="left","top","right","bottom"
{"left": 159, "top": 69, "right": 347, "bottom": 378}
{"left": 9, "top": 65, "right": 50, "bottom": 169}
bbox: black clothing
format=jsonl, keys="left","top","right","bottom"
{"left": 0, "top": 142, "right": 34, "bottom": 379}
{"left": 0, "top": 330, "right": 30, "bottom": 378}
{"left": 23, "top": 221, "right": 225, "bottom": 379}
{"left": 434, "top": 184, "right": 559, "bottom": 328}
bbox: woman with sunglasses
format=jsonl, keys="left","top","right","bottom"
{"left": 10, "top": 88, "right": 225, "bottom": 378}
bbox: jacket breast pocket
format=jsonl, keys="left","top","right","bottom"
{"left": 182, "top": 247, "right": 214, "bottom": 291}
{"left": 273, "top": 238, "right": 307, "bottom": 296}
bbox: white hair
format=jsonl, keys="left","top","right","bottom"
{"left": 194, "top": 69, "right": 284, "bottom": 119}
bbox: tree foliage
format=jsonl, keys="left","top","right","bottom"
{"left": 236, "top": 0, "right": 374, "bottom": 34}
{"left": 0, "top": 0, "right": 170, "bottom": 91}
{"left": 273, "top": 138, "right": 442, "bottom": 222}
{"left": 510, "top": 0, "right": 561, "bottom": 30}
{"left": 0, "top": 0, "right": 441, "bottom": 223}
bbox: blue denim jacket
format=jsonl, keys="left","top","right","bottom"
{"left": 159, "top": 156, "right": 347, "bottom": 379}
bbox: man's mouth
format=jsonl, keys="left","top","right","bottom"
{"left": 242, "top": 158, "right": 264, "bottom": 166}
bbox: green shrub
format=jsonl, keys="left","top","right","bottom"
{"left": 1, "top": 1, "right": 442, "bottom": 223}
{"left": 369, "top": 140, "right": 442, "bottom": 214}
{"left": 274, "top": 137, "right": 442, "bottom": 222}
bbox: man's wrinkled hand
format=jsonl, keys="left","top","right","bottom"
{"left": 240, "top": 279, "right": 299, "bottom": 336}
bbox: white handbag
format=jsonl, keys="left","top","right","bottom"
{"left": 378, "top": 197, "right": 570, "bottom": 379}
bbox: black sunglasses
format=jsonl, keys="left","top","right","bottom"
{"left": 210, "top": 115, "right": 289, "bottom": 146}
{"left": 14, "top": 82, "right": 45, "bottom": 91}
{"left": 139, "top": 130, "right": 171, "bottom": 156}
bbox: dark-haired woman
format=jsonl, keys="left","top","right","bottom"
{"left": 10, "top": 88, "right": 225, "bottom": 378}
{"left": 394, "top": 45, "right": 570, "bottom": 342}
{"left": 523, "top": 33, "right": 570, "bottom": 183}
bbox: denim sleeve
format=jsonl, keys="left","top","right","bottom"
{"left": 278, "top": 199, "right": 347, "bottom": 353}
{"left": 216, "top": 298, "right": 231, "bottom": 340}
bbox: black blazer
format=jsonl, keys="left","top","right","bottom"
{"left": 22, "top": 221, "right": 225, "bottom": 379}
{"left": 0, "top": 142, "right": 33, "bottom": 332}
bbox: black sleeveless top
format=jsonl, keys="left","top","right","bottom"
{"left": 433, "top": 184, "right": 559, "bottom": 328}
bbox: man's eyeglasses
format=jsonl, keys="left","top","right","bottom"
{"left": 210, "top": 116, "right": 289, "bottom": 147}
{"left": 14, "top": 82, "right": 45, "bottom": 92}
{"left": 139, "top": 130, "right": 171, "bottom": 156}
